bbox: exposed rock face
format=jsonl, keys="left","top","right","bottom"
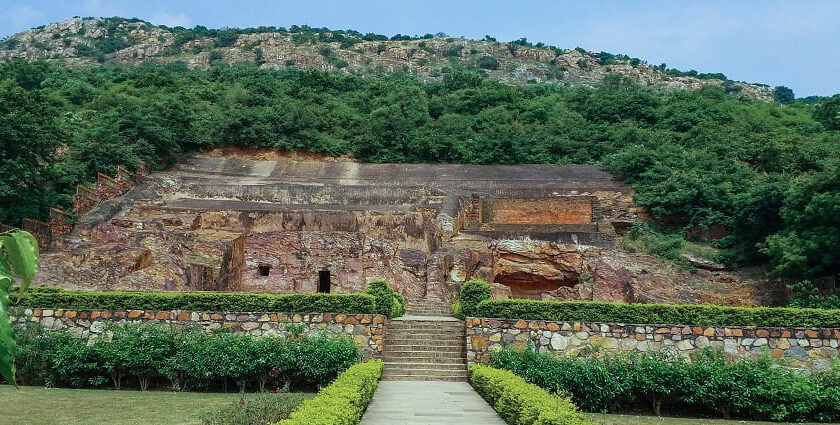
{"left": 0, "top": 17, "right": 773, "bottom": 100}
{"left": 35, "top": 152, "right": 758, "bottom": 306}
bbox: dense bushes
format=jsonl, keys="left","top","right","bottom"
{"left": 453, "top": 279, "right": 492, "bottom": 319}
{"left": 364, "top": 280, "right": 404, "bottom": 318}
{"left": 13, "top": 287, "right": 377, "bottom": 314}
{"left": 474, "top": 298, "right": 840, "bottom": 328}
{"left": 2, "top": 59, "right": 839, "bottom": 280}
{"left": 275, "top": 360, "right": 383, "bottom": 425}
{"left": 468, "top": 364, "right": 595, "bottom": 425}
{"left": 491, "top": 349, "right": 840, "bottom": 422}
{"left": 9, "top": 322, "right": 360, "bottom": 391}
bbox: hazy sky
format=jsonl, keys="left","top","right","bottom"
{"left": 1, "top": 0, "right": 838, "bottom": 96}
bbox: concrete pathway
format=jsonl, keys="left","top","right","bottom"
{"left": 360, "top": 381, "right": 506, "bottom": 425}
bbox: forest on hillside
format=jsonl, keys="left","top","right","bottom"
{"left": 0, "top": 59, "right": 838, "bottom": 280}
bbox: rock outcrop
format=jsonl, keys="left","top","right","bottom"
{"left": 1, "top": 17, "right": 773, "bottom": 100}
{"left": 35, "top": 152, "right": 760, "bottom": 306}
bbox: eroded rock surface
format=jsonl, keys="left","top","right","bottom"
{"left": 36, "top": 153, "right": 759, "bottom": 306}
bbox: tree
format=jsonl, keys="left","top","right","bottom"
{"left": 0, "top": 230, "right": 39, "bottom": 386}
{"left": 773, "top": 86, "right": 795, "bottom": 105}
{"left": 814, "top": 95, "right": 840, "bottom": 130}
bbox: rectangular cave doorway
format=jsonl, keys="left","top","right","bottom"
{"left": 318, "top": 270, "right": 331, "bottom": 293}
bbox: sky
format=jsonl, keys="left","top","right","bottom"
{"left": 1, "top": 0, "right": 838, "bottom": 96}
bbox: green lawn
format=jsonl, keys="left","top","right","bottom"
{"left": 0, "top": 385, "right": 302, "bottom": 425}
{"left": 588, "top": 413, "right": 822, "bottom": 425}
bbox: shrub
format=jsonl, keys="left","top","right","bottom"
{"left": 98, "top": 323, "right": 175, "bottom": 390}
{"left": 491, "top": 349, "right": 631, "bottom": 413}
{"left": 41, "top": 330, "right": 107, "bottom": 388}
{"left": 202, "top": 393, "right": 311, "bottom": 425}
{"left": 216, "top": 30, "right": 239, "bottom": 47}
{"left": 365, "top": 280, "right": 404, "bottom": 318}
{"left": 474, "top": 298, "right": 840, "bottom": 328}
{"left": 275, "top": 360, "right": 383, "bottom": 425}
{"left": 455, "top": 279, "right": 492, "bottom": 319}
{"left": 468, "top": 364, "right": 595, "bottom": 425}
{"left": 12, "top": 323, "right": 360, "bottom": 392}
{"left": 14, "top": 287, "right": 377, "bottom": 314}
{"left": 477, "top": 55, "right": 500, "bottom": 70}
{"left": 491, "top": 349, "right": 840, "bottom": 422}
{"left": 787, "top": 280, "right": 840, "bottom": 309}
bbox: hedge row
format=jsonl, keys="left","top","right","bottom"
{"left": 275, "top": 360, "right": 383, "bottom": 425}
{"left": 13, "top": 287, "right": 377, "bottom": 314}
{"left": 11, "top": 322, "right": 360, "bottom": 391}
{"left": 468, "top": 364, "right": 594, "bottom": 425}
{"left": 475, "top": 298, "right": 840, "bottom": 328}
{"left": 492, "top": 349, "right": 840, "bottom": 422}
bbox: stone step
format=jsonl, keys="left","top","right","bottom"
{"left": 383, "top": 354, "right": 467, "bottom": 363}
{"left": 386, "top": 360, "right": 466, "bottom": 368}
{"left": 385, "top": 338, "right": 464, "bottom": 348}
{"left": 386, "top": 328, "right": 465, "bottom": 335}
{"left": 404, "top": 309, "right": 453, "bottom": 315}
{"left": 381, "top": 370, "right": 469, "bottom": 378}
{"left": 386, "top": 334, "right": 464, "bottom": 342}
{"left": 385, "top": 344, "right": 465, "bottom": 352}
{"left": 380, "top": 374, "right": 467, "bottom": 382}
{"left": 387, "top": 322, "right": 464, "bottom": 330}
{"left": 381, "top": 369, "right": 469, "bottom": 380}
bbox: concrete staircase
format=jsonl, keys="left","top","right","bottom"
{"left": 381, "top": 298, "right": 468, "bottom": 381}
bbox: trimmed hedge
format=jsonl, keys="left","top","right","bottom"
{"left": 365, "top": 280, "right": 405, "bottom": 318}
{"left": 492, "top": 348, "right": 840, "bottom": 422}
{"left": 469, "top": 364, "right": 595, "bottom": 425}
{"left": 275, "top": 360, "right": 383, "bottom": 425}
{"left": 13, "top": 287, "right": 377, "bottom": 314}
{"left": 454, "top": 279, "right": 493, "bottom": 320}
{"left": 475, "top": 298, "right": 840, "bottom": 328}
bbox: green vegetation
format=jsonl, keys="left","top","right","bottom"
{"left": 365, "top": 279, "right": 405, "bottom": 318}
{"left": 0, "top": 384, "right": 248, "bottom": 425}
{"left": 276, "top": 360, "right": 383, "bottom": 425}
{"left": 469, "top": 364, "right": 595, "bottom": 425}
{"left": 0, "top": 59, "right": 838, "bottom": 280}
{"left": 9, "top": 322, "right": 360, "bottom": 391}
{"left": 202, "top": 393, "right": 312, "bottom": 425}
{"left": 474, "top": 297, "right": 840, "bottom": 328}
{"left": 13, "top": 286, "right": 377, "bottom": 314}
{"left": 453, "top": 278, "right": 493, "bottom": 319}
{"left": 0, "top": 229, "right": 38, "bottom": 386}
{"left": 786, "top": 280, "right": 840, "bottom": 309}
{"left": 587, "top": 414, "right": 821, "bottom": 425}
{"left": 492, "top": 349, "right": 840, "bottom": 422}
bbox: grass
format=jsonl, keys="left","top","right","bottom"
{"left": 588, "top": 413, "right": 822, "bottom": 425}
{"left": 0, "top": 385, "right": 307, "bottom": 425}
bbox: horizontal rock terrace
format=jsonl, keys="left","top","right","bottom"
{"left": 39, "top": 153, "right": 706, "bottom": 305}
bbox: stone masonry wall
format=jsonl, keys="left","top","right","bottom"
{"left": 12, "top": 309, "right": 386, "bottom": 359}
{"left": 487, "top": 197, "right": 593, "bottom": 225}
{"left": 465, "top": 317, "right": 840, "bottom": 371}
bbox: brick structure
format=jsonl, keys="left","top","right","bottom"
{"left": 13, "top": 308, "right": 386, "bottom": 359}
{"left": 465, "top": 317, "right": 840, "bottom": 371}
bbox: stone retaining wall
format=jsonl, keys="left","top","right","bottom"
{"left": 465, "top": 317, "right": 840, "bottom": 371}
{"left": 12, "top": 308, "right": 386, "bottom": 359}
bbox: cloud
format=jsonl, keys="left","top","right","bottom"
{"left": 149, "top": 10, "right": 191, "bottom": 27}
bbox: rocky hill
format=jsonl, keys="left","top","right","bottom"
{"left": 0, "top": 17, "right": 773, "bottom": 100}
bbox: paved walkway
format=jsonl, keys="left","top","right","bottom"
{"left": 360, "top": 381, "right": 506, "bottom": 425}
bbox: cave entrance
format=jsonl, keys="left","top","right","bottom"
{"left": 318, "top": 270, "right": 331, "bottom": 293}
{"left": 493, "top": 271, "right": 579, "bottom": 299}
